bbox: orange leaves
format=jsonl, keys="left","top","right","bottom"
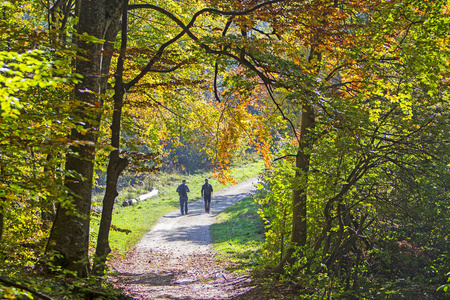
{"left": 204, "top": 71, "right": 276, "bottom": 179}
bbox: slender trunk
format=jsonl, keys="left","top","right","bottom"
{"left": 275, "top": 101, "right": 315, "bottom": 272}
{"left": 292, "top": 103, "right": 315, "bottom": 246}
{"left": 1, "top": 165, "right": 4, "bottom": 241}
{"left": 92, "top": 0, "right": 129, "bottom": 276}
{"left": 92, "top": 148, "right": 128, "bottom": 276}
{"left": 92, "top": 135, "right": 128, "bottom": 275}
{"left": 46, "top": 0, "right": 123, "bottom": 277}
{"left": 92, "top": 98, "right": 128, "bottom": 275}
{"left": 0, "top": 212, "right": 3, "bottom": 241}
{"left": 275, "top": 46, "right": 321, "bottom": 274}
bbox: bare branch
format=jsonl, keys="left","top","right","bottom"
{"left": 213, "top": 19, "right": 233, "bottom": 103}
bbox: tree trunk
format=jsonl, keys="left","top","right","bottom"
{"left": 1, "top": 165, "right": 4, "bottom": 241}
{"left": 0, "top": 212, "right": 3, "bottom": 241}
{"left": 274, "top": 44, "right": 321, "bottom": 274}
{"left": 92, "top": 93, "right": 128, "bottom": 274}
{"left": 93, "top": 1, "right": 129, "bottom": 276}
{"left": 46, "top": 0, "right": 124, "bottom": 277}
{"left": 275, "top": 101, "right": 315, "bottom": 273}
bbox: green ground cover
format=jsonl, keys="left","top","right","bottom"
{"left": 210, "top": 196, "right": 266, "bottom": 273}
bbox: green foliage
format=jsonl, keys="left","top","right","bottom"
{"left": 0, "top": 268, "right": 132, "bottom": 299}
{"left": 0, "top": 1, "right": 86, "bottom": 280}
{"left": 255, "top": 93, "right": 450, "bottom": 298}
{"left": 0, "top": 51, "right": 55, "bottom": 117}
{"left": 438, "top": 272, "right": 450, "bottom": 295}
{"left": 255, "top": 159, "right": 295, "bottom": 267}
{"left": 244, "top": 1, "right": 450, "bottom": 298}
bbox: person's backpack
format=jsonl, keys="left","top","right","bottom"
{"left": 204, "top": 183, "right": 212, "bottom": 194}
{"left": 178, "top": 184, "right": 187, "bottom": 196}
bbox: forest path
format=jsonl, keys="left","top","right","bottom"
{"left": 111, "top": 177, "right": 262, "bottom": 299}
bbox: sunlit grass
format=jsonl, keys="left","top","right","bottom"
{"left": 210, "top": 196, "right": 266, "bottom": 273}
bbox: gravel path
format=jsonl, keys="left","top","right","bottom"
{"left": 111, "top": 178, "right": 260, "bottom": 299}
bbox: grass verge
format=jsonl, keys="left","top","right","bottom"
{"left": 210, "top": 196, "right": 266, "bottom": 273}
{"left": 90, "top": 159, "right": 265, "bottom": 256}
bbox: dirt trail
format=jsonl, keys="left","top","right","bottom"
{"left": 111, "top": 178, "right": 261, "bottom": 299}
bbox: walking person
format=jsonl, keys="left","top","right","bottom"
{"left": 201, "top": 178, "right": 213, "bottom": 213}
{"left": 176, "top": 179, "right": 190, "bottom": 215}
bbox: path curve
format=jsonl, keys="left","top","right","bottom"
{"left": 111, "top": 177, "right": 260, "bottom": 299}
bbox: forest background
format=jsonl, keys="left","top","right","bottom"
{"left": 1, "top": 0, "right": 449, "bottom": 299}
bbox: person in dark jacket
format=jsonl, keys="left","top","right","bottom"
{"left": 201, "top": 178, "right": 213, "bottom": 213}
{"left": 176, "top": 179, "right": 190, "bottom": 215}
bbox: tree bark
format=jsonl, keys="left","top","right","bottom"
{"left": 46, "top": 0, "right": 124, "bottom": 277}
{"left": 93, "top": 0, "right": 129, "bottom": 276}
{"left": 275, "top": 101, "right": 315, "bottom": 273}
{"left": 291, "top": 102, "right": 315, "bottom": 248}
{"left": 0, "top": 166, "right": 4, "bottom": 241}
{"left": 275, "top": 46, "right": 321, "bottom": 274}
{"left": 0, "top": 212, "right": 3, "bottom": 241}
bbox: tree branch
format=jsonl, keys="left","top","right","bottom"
{"left": 273, "top": 154, "right": 297, "bottom": 162}
{"left": 143, "top": 92, "right": 186, "bottom": 119}
{"left": 214, "top": 59, "right": 222, "bottom": 102}
{"left": 128, "top": 1, "right": 282, "bottom": 16}
{"left": 147, "top": 66, "right": 181, "bottom": 73}
{"left": 48, "top": 0, "right": 68, "bottom": 13}
{"left": 0, "top": 276, "right": 53, "bottom": 300}
{"left": 213, "top": 18, "right": 233, "bottom": 103}
{"left": 125, "top": 1, "right": 284, "bottom": 90}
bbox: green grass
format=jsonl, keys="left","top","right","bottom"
{"left": 90, "top": 159, "right": 265, "bottom": 256}
{"left": 210, "top": 196, "right": 266, "bottom": 273}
